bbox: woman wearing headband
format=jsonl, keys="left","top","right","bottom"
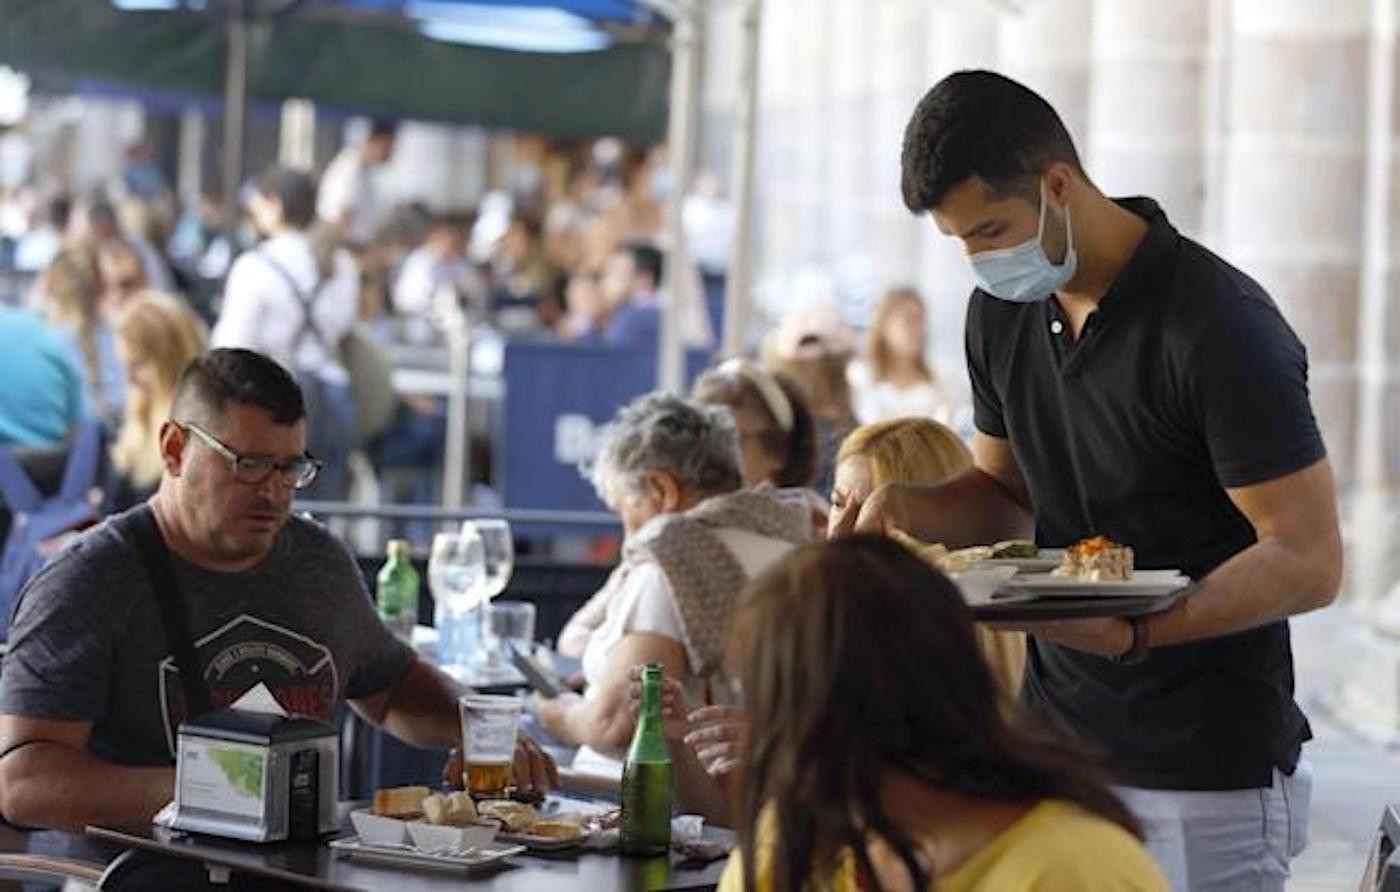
{"left": 691, "top": 358, "right": 818, "bottom": 490}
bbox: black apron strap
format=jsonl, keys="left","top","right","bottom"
{"left": 129, "top": 507, "right": 213, "bottom": 719}
{"left": 258, "top": 250, "right": 328, "bottom": 354}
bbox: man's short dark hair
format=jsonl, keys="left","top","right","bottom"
{"left": 255, "top": 166, "right": 317, "bottom": 229}
{"left": 626, "top": 243, "right": 664, "bottom": 289}
{"left": 369, "top": 119, "right": 399, "bottom": 141}
{"left": 46, "top": 195, "right": 72, "bottom": 230}
{"left": 900, "top": 70, "right": 1085, "bottom": 214}
{"left": 171, "top": 349, "right": 305, "bottom": 426}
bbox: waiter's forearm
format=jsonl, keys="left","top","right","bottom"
{"left": 882, "top": 469, "right": 1033, "bottom": 547}
{"left": 1148, "top": 534, "right": 1341, "bottom": 647}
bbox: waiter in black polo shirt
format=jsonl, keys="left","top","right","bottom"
{"left": 844, "top": 70, "right": 1342, "bottom": 891}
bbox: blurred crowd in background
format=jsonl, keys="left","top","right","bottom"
{"left": 0, "top": 117, "right": 970, "bottom": 532}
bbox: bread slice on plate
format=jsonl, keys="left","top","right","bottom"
{"left": 372, "top": 785, "right": 430, "bottom": 819}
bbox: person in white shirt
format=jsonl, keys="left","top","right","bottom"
{"left": 317, "top": 120, "right": 397, "bottom": 247}
{"left": 14, "top": 195, "right": 68, "bottom": 274}
{"left": 392, "top": 215, "right": 485, "bottom": 329}
{"left": 213, "top": 166, "right": 360, "bottom": 499}
{"left": 541, "top": 393, "right": 810, "bottom": 820}
{"left": 848, "top": 286, "right": 957, "bottom": 426}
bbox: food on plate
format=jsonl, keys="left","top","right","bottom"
{"left": 477, "top": 799, "right": 539, "bottom": 832}
{"left": 371, "top": 785, "right": 430, "bottom": 818}
{"left": 528, "top": 819, "right": 585, "bottom": 841}
{"left": 940, "top": 545, "right": 993, "bottom": 573}
{"left": 889, "top": 529, "right": 995, "bottom": 574}
{"left": 1053, "top": 536, "right": 1134, "bottom": 582}
{"left": 989, "top": 540, "right": 1039, "bottom": 559}
{"left": 421, "top": 791, "right": 478, "bottom": 827}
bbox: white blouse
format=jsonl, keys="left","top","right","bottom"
{"left": 847, "top": 359, "right": 956, "bottom": 426}
{"left": 570, "top": 524, "right": 795, "bottom": 776}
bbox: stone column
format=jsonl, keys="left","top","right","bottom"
{"left": 913, "top": 5, "right": 1001, "bottom": 377}
{"left": 1087, "top": 0, "right": 1210, "bottom": 234}
{"left": 998, "top": 0, "right": 1094, "bottom": 149}
{"left": 1357, "top": 0, "right": 1400, "bottom": 621}
{"left": 1218, "top": 0, "right": 1369, "bottom": 496}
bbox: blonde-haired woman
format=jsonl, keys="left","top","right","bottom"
{"left": 828, "top": 417, "right": 1025, "bottom": 701}
{"left": 848, "top": 286, "right": 956, "bottom": 425}
{"left": 38, "top": 246, "right": 126, "bottom": 423}
{"left": 109, "top": 293, "right": 208, "bottom": 506}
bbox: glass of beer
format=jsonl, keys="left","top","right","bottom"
{"left": 458, "top": 694, "right": 523, "bottom": 797}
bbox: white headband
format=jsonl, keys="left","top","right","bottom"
{"left": 717, "top": 357, "right": 795, "bottom": 434}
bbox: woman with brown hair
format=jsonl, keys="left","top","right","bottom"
{"left": 96, "top": 239, "right": 150, "bottom": 315}
{"left": 719, "top": 536, "right": 1167, "bottom": 891}
{"left": 38, "top": 246, "right": 125, "bottom": 423}
{"left": 828, "top": 417, "right": 1025, "bottom": 701}
{"left": 848, "top": 286, "right": 956, "bottom": 425}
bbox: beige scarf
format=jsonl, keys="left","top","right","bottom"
{"left": 623, "top": 487, "right": 812, "bottom": 676}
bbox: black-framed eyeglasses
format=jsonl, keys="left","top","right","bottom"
{"left": 180, "top": 422, "right": 322, "bottom": 490}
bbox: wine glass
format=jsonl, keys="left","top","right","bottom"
{"left": 427, "top": 529, "right": 485, "bottom": 679}
{"left": 462, "top": 519, "right": 515, "bottom": 674}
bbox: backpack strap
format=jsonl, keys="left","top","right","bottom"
{"left": 56, "top": 419, "right": 105, "bottom": 503}
{"left": 258, "top": 249, "right": 328, "bottom": 355}
{"left": 129, "top": 506, "right": 213, "bottom": 719}
{"left": 0, "top": 448, "right": 41, "bottom": 514}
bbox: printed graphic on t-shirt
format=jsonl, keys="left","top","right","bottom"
{"left": 158, "top": 614, "right": 339, "bottom": 756}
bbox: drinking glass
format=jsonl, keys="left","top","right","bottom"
{"left": 461, "top": 520, "right": 514, "bottom": 671}
{"left": 427, "top": 529, "right": 486, "bottom": 678}
{"left": 485, "top": 601, "right": 536, "bottom": 663}
{"left": 458, "top": 694, "right": 523, "bottom": 798}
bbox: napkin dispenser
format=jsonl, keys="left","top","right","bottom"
{"left": 169, "top": 708, "right": 339, "bottom": 842}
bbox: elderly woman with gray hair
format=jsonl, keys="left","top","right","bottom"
{"left": 535, "top": 392, "right": 810, "bottom": 814}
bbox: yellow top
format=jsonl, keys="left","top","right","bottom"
{"left": 717, "top": 799, "right": 1168, "bottom": 892}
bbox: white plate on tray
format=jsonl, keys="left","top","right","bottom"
{"left": 977, "top": 548, "right": 1066, "bottom": 574}
{"left": 1001, "top": 570, "right": 1190, "bottom": 599}
{"left": 329, "top": 836, "right": 525, "bottom": 872}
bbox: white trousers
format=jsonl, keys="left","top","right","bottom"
{"left": 1114, "top": 759, "right": 1313, "bottom": 892}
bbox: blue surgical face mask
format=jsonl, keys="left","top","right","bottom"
{"left": 967, "top": 180, "right": 1076, "bottom": 303}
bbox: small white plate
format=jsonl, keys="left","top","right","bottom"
{"left": 406, "top": 821, "right": 499, "bottom": 852}
{"left": 1003, "top": 570, "right": 1189, "bottom": 599}
{"left": 349, "top": 810, "right": 410, "bottom": 847}
{"left": 978, "top": 548, "right": 1066, "bottom": 574}
{"left": 329, "top": 836, "right": 525, "bottom": 872}
{"left": 951, "top": 567, "right": 1019, "bottom": 606}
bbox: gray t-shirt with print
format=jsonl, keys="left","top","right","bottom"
{"left": 0, "top": 503, "right": 415, "bottom": 767}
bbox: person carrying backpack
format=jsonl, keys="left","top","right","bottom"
{"left": 212, "top": 166, "right": 362, "bottom": 501}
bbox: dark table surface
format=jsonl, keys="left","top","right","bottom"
{"left": 83, "top": 801, "right": 732, "bottom": 892}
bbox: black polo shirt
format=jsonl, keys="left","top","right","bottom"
{"left": 966, "top": 197, "right": 1325, "bottom": 791}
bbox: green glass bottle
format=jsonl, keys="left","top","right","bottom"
{"left": 620, "top": 663, "right": 673, "bottom": 856}
{"left": 376, "top": 539, "right": 419, "bottom": 642}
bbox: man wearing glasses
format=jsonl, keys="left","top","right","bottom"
{"left": 0, "top": 348, "right": 557, "bottom": 835}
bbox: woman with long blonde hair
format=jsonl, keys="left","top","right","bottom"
{"left": 109, "top": 293, "right": 208, "bottom": 504}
